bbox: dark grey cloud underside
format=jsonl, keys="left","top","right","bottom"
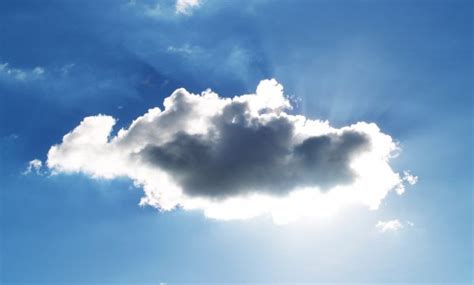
{"left": 138, "top": 102, "right": 371, "bottom": 198}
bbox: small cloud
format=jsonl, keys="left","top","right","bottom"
{"left": 126, "top": 0, "right": 201, "bottom": 19}
{"left": 33, "top": 67, "right": 45, "bottom": 75}
{"left": 176, "top": 0, "right": 201, "bottom": 15}
{"left": 403, "top": 170, "right": 418, "bottom": 185}
{"left": 60, "top": 63, "right": 75, "bottom": 75}
{"left": 0, "top": 62, "right": 45, "bottom": 81}
{"left": 376, "top": 219, "right": 405, "bottom": 233}
{"left": 394, "top": 170, "right": 418, "bottom": 195}
{"left": 167, "top": 45, "right": 200, "bottom": 56}
{"left": 23, "top": 159, "right": 43, "bottom": 175}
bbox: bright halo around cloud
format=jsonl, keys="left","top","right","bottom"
{"left": 46, "top": 79, "right": 415, "bottom": 224}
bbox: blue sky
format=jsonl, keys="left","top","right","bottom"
{"left": 1, "top": 0, "right": 472, "bottom": 283}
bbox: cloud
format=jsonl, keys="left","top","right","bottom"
{"left": 46, "top": 79, "right": 414, "bottom": 223}
{"left": 176, "top": 0, "right": 201, "bottom": 15}
{"left": 140, "top": 123, "right": 370, "bottom": 198}
{"left": 60, "top": 63, "right": 75, "bottom": 75}
{"left": 128, "top": 0, "right": 202, "bottom": 18}
{"left": 395, "top": 170, "right": 418, "bottom": 194}
{"left": 402, "top": 170, "right": 418, "bottom": 185}
{"left": 375, "top": 219, "right": 413, "bottom": 232}
{"left": 167, "top": 45, "right": 201, "bottom": 56}
{"left": 23, "top": 159, "right": 43, "bottom": 175}
{"left": 0, "top": 63, "right": 45, "bottom": 81}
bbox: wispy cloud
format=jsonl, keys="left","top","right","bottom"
{"left": 395, "top": 170, "right": 418, "bottom": 194}
{"left": 403, "top": 170, "right": 418, "bottom": 185}
{"left": 175, "top": 0, "right": 201, "bottom": 15}
{"left": 126, "top": 0, "right": 202, "bottom": 18}
{"left": 0, "top": 63, "right": 45, "bottom": 81}
{"left": 376, "top": 219, "right": 414, "bottom": 233}
{"left": 23, "top": 159, "right": 44, "bottom": 175}
{"left": 167, "top": 44, "right": 201, "bottom": 56}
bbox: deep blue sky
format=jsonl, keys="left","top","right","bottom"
{"left": 1, "top": 0, "right": 472, "bottom": 283}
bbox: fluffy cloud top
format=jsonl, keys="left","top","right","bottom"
{"left": 47, "top": 79, "right": 414, "bottom": 223}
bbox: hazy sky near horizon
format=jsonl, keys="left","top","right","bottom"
{"left": 1, "top": 0, "right": 472, "bottom": 283}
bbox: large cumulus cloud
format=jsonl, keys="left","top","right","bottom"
{"left": 47, "top": 79, "right": 413, "bottom": 223}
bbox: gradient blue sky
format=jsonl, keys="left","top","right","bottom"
{"left": 1, "top": 0, "right": 472, "bottom": 283}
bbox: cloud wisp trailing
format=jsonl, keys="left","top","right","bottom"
{"left": 46, "top": 79, "right": 415, "bottom": 224}
{"left": 23, "top": 159, "right": 43, "bottom": 175}
{"left": 0, "top": 62, "right": 45, "bottom": 81}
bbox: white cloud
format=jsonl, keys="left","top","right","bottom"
{"left": 176, "top": 0, "right": 201, "bottom": 15}
{"left": 375, "top": 219, "right": 406, "bottom": 232}
{"left": 0, "top": 63, "right": 45, "bottom": 81}
{"left": 126, "top": 0, "right": 201, "bottom": 19}
{"left": 395, "top": 170, "right": 418, "bottom": 195}
{"left": 403, "top": 170, "right": 418, "bottom": 185}
{"left": 376, "top": 219, "right": 403, "bottom": 232}
{"left": 23, "top": 159, "right": 43, "bottom": 175}
{"left": 46, "top": 79, "right": 415, "bottom": 224}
